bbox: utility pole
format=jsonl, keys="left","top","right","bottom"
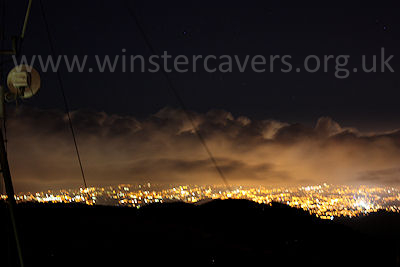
{"left": 0, "top": 85, "right": 24, "bottom": 267}
{"left": 0, "top": 1, "right": 33, "bottom": 266}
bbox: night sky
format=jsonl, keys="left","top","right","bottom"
{"left": 2, "top": 1, "right": 400, "bottom": 191}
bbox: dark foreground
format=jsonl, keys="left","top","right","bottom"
{"left": 1, "top": 200, "right": 400, "bottom": 267}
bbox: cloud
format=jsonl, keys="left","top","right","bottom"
{"left": 4, "top": 106, "right": 400, "bottom": 192}
{"left": 357, "top": 168, "right": 400, "bottom": 184}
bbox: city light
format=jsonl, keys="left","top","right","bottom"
{"left": 3, "top": 184, "right": 399, "bottom": 219}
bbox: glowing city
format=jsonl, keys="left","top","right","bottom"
{"left": 4, "top": 184, "right": 399, "bottom": 219}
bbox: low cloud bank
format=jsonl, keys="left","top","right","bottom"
{"left": 4, "top": 106, "right": 400, "bottom": 192}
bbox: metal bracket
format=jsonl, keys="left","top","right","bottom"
{"left": 0, "top": 36, "right": 18, "bottom": 55}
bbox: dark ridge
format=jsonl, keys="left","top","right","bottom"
{"left": 0, "top": 200, "right": 399, "bottom": 266}
{"left": 340, "top": 210, "right": 400, "bottom": 239}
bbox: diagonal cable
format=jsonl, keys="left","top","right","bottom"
{"left": 39, "top": 0, "right": 88, "bottom": 189}
{"left": 124, "top": 0, "right": 230, "bottom": 189}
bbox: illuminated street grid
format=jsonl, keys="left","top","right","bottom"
{"left": 2, "top": 184, "right": 400, "bottom": 219}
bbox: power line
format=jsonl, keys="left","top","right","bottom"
{"left": 0, "top": 0, "right": 8, "bottom": 192}
{"left": 38, "top": 0, "right": 88, "bottom": 189}
{"left": 0, "top": 0, "right": 5, "bottom": 195}
{"left": 124, "top": 1, "right": 230, "bottom": 189}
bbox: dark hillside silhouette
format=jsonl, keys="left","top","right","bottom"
{"left": 0, "top": 200, "right": 399, "bottom": 266}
